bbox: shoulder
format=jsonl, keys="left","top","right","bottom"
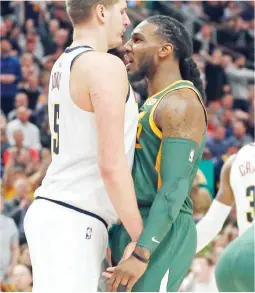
{"left": 76, "top": 51, "right": 126, "bottom": 73}
{"left": 221, "top": 154, "right": 236, "bottom": 177}
{"left": 162, "top": 88, "right": 204, "bottom": 116}
{"left": 157, "top": 88, "right": 206, "bottom": 141}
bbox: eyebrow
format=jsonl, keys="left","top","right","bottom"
{"left": 131, "top": 32, "right": 144, "bottom": 38}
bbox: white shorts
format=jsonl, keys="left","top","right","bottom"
{"left": 24, "top": 197, "right": 108, "bottom": 292}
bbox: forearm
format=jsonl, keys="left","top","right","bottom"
{"left": 0, "top": 74, "right": 16, "bottom": 83}
{"left": 102, "top": 164, "right": 143, "bottom": 241}
{"left": 196, "top": 200, "right": 231, "bottom": 253}
{"left": 137, "top": 138, "right": 197, "bottom": 254}
{"left": 137, "top": 179, "right": 190, "bottom": 254}
{"left": 9, "top": 245, "right": 20, "bottom": 268}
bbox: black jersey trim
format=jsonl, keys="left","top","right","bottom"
{"left": 35, "top": 196, "right": 108, "bottom": 229}
{"left": 65, "top": 45, "right": 93, "bottom": 53}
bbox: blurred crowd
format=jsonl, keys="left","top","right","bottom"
{"left": 0, "top": 1, "right": 254, "bottom": 291}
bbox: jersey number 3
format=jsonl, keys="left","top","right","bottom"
{"left": 53, "top": 104, "right": 60, "bottom": 155}
{"left": 246, "top": 185, "right": 255, "bottom": 223}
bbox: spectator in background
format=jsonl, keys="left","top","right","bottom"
{"left": 41, "top": 18, "right": 60, "bottom": 56}
{"left": 219, "top": 108, "right": 234, "bottom": 138}
{"left": 203, "top": 1, "right": 225, "bottom": 23}
{"left": 206, "top": 124, "right": 228, "bottom": 158}
{"left": 8, "top": 25, "right": 23, "bottom": 56}
{"left": 1, "top": 126, "right": 11, "bottom": 178}
{"left": 3, "top": 130, "right": 40, "bottom": 175}
{"left": 194, "top": 23, "right": 216, "bottom": 54}
{"left": 7, "top": 92, "right": 32, "bottom": 122}
{"left": 6, "top": 106, "right": 41, "bottom": 150}
{"left": 0, "top": 37, "right": 22, "bottom": 116}
{"left": 225, "top": 55, "right": 254, "bottom": 111}
{"left": 3, "top": 177, "right": 32, "bottom": 245}
{"left": 19, "top": 75, "right": 41, "bottom": 110}
{"left": 180, "top": 255, "right": 218, "bottom": 292}
{"left": 45, "top": 28, "right": 68, "bottom": 56}
{"left": 0, "top": 195, "right": 20, "bottom": 283}
{"left": 226, "top": 119, "right": 253, "bottom": 147}
{"left": 20, "top": 52, "right": 40, "bottom": 78}
{"left": 203, "top": 49, "right": 228, "bottom": 102}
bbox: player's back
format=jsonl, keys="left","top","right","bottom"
{"left": 35, "top": 46, "right": 138, "bottom": 226}
{"left": 230, "top": 143, "right": 255, "bottom": 234}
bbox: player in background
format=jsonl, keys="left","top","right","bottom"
{"left": 24, "top": 0, "right": 143, "bottom": 291}
{"left": 104, "top": 16, "right": 207, "bottom": 292}
{"left": 195, "top": 142, "right": 255, "bottom": 291}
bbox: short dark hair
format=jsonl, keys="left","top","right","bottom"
{"left": 66, "top": 0, "right": 118, "bottom": 25}
{"left": 146, "top": 15, "right": 206, "bottom": 101}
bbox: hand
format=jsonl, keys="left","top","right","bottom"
{"left": 107, "top": 255, "right": 148, "bottom": 292}
{"left": 121, "top": 241, "right": 137, "bottom": 262}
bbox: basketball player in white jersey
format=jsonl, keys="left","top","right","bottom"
{"left": 196, "top": 142, "right": 255, "bottom": 252}
{"left": 24, "top": 0, "right": 143, "bottom": 291}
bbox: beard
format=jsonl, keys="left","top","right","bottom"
{"left": 128, "top": 52, "right": 156, "bottom": 82}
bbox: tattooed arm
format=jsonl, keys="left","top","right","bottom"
{"left": 136, "top": 88, "right": 207, "bottom": 255}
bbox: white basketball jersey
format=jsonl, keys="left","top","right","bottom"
{"left": 230, "top": 143, "right": 255, "bottom": 235}
{"left": 35, "top": 46, "right": 138, "bottom": 226}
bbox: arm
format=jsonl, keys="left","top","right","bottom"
{"left": 107, "top": 90, "right": 207, "bottom": 292}
{"left": 196, "top": 155, "right": 235, "bottom": 253}
{"left": 136, "top": 89, "right": 207, "bottom": 256}
{"left": 0, "top": 74, "right": 17, "bottom": 83}
{"left": 72, "top": 53, "right": 143, "bottom": 241}
{"left": 226, "top": 66, "right": 254, "bottom": 81}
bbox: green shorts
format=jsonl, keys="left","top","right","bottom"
{"left": 215, "top": 224, "right": 255, "bottom": 292}
{"left": 110, "top": 211, "right": 197, "bottom": 292}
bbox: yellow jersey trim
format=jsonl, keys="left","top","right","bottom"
{"left": 148, "top": 80, "right": 193, "bottom": 100}
{"left": 155, "top": 142, "right": 163, "bottom": 189}
{"left": 149, "top": 82, "right": 206, "bottom": 140}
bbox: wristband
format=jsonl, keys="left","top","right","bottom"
{"left": 132, "top": 252, "right": 149, "bottom": 264}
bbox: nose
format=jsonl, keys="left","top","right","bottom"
{"left": 124, "top": 39, "right": 132, "bottom": 53}
{"left": 124, "top": 12, "right": 131, "bottom": 27}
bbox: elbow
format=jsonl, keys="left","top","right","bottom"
{"left": 98, "top": 162, "right": 118, "bottom": 182}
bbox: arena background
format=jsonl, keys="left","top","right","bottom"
{"left": 0, "top": 1, "right": 254, "bottom": 291}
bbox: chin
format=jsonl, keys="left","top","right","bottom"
{"left": 108, "top": 37, "right": 123, "bottom": 50}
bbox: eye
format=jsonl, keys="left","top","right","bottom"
{"left": 133, "top": 37, "right": 141, "bottom": 44}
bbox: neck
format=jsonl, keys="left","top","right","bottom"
{"left": 72, "top": 25, "right": 108, "bottom": 52}
{"left": 147, "top": 61, "right": 182, "bottom": 97}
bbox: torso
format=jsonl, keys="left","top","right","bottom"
{"left": 35, "top": 46, "right": 139, "bottom": 226}
{"left": 132, "top": 80, "right": 207, "bottom": 216}
{"left": 230, "top": 143, "right": 255, "bottom": 234}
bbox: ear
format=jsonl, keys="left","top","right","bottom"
{"left": 95, "top": 4, "right": 106, "bottom": 24}
{"left": 158, "top": 43, "right": 173, "bottom": 59}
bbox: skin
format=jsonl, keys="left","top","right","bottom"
{"left": 69, "top": 0, "right": 143, "bottom": 247}
{"left": 106, "top": 20, "right": 207, "bottom": 292}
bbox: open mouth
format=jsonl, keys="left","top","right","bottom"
{"left": 124, "top": 54, "right": 134, "bottom": 65}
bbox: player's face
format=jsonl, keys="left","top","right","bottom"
{"left": 124, "top": 21, "right": 163, "bottom": 81}
{"left": 105, "top": 0, "right": 130, "bottom": 49}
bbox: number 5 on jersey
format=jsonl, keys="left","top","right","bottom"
{"left": 52, "top": 104, "right": 60, "bottom": 155}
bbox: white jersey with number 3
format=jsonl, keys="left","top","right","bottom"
{"left": 230, "top": 143, "right": 255, "bottom": 235}
{"left": 35, "top": 46, "right": 138, "bottom": 226}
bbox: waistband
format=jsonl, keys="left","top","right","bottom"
{"left": 35, "top": 196, "right": 108, "bottom": 229}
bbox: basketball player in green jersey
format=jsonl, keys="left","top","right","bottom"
{"left": 104, "top": 16, "right": 208, "bottom": 292}
{"left": 216, "top": 223, "right": 254, "bottom": 292}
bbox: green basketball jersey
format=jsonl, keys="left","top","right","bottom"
{"left": 132, "top": 80, "right": 207, "bottom": 215}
